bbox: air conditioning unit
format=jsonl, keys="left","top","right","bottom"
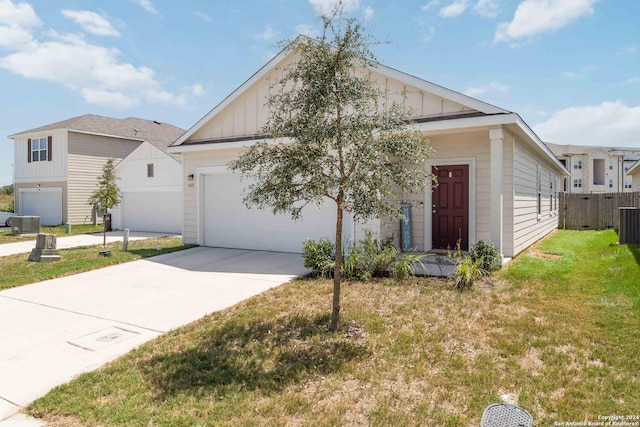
{"left": 11, "top": 216, "right": 41, "bottom": 234}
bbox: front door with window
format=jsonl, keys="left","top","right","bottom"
{"left": 432, "top": 165, "right": 469, "bottom": 251}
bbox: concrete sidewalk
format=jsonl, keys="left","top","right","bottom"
{"left": 0, "top": 231, "right": 178, "bottom": 257}
{"left": 0, "top": 247, "right": 307, "bottom": 425}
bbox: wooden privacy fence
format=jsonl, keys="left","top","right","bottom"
{"left": 559, "top": 192, "right": 640, "bottom": 230}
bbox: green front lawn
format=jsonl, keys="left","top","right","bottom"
{"left": 0, "top": 237, "right": 195, "bottom": 291}
{"left": 27, "top": 230, "right": 640, "bottom": 426}
{"left": 0, "top": 224, "right": 104, "bottom": 245}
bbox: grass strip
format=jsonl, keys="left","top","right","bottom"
{"left": 26, "top": 230, "right": 640, "bottom": 426}
{"left": 0, "top": 237, "right": 195, "bottom": 291}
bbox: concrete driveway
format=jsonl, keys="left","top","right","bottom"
{"left": 0, "top": 247, "right": 308, "bottom": 424}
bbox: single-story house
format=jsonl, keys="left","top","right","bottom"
{"left": 110, "top": 141, "right": 183, "bottom": 234}
{"left": 628, "top": 160, "right": 640, "bottom": 192}
{"left": 9, "top": 114, "right": 184, "bottom": 227}
{"left": 168, "top": 46, "right": 568, "bottom": 261}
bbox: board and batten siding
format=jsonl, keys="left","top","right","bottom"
{"left": 67, "top": 132, "right": 141, "bottom": 224}
{"left": 633, "top": 167, "right": 640, "bottom": 192}
{"left": 115, "top": 142, "right": 182, "bottom": 190}
{"left": 512, "top": 139, "right": 561, "bottom": 256}
{"left": 13, "top": 130, "right": 68, "bottom": 182}
{"left": 189, "top": 54, "right": 477, "bottom": 143}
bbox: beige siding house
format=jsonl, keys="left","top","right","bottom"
{"left": 547, "top": 143, "right": 640, "bottom": 193}
{"left": 169, "top": 48, "right": 567, "bottom": 260}
{"left": 10, "top": 115, "right": 184, "bottom": 225}
{"left": 628, "top": 161, "right": 640, "bottom": 192}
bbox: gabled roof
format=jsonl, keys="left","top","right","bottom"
{"left": 115, "top": 141, "right": 182, "bottom": 169}
{"left": 170, "top": 38, "right": 509, "bottom": 147}
{"left": 9, "top": 114, "right": 185, "bottom": 145}
{"left": 627, "top": 160, "right": 640, "bottom": 176}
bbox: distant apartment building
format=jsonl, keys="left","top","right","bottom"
{"left": 546, "top": 143, "right": 640, "bottom": 194}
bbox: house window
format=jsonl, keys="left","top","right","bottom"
{"left": 609, "top": 160, "right": 614, "bottom": 170}
{"left": 574, "top": 160, "right": 582, "bottom": 169}
{"left": 147, "top": 163, "right": 154, "bottom": 178}
{"left": 593, "top": 159, "right": 605, "bottom": 185}
{"left": 549, "top": 175, "right": 554, "bottom": 213}
{"left": 624, "top": 180, "right": 632, "bottom": 189}
{"left": 30, "top": 137, "right": 48, "bottom": 162}
{"left": 574, "top": 179, "right": 582, "bottom": 188}
{"left": 537, "top": 166, "right": 542, "bottom": 217}
{"left": 608, "top": 179, "right": 613, "bottom": 189}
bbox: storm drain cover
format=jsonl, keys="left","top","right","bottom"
{"left": 67, "top": 326, "right": 140, "bottom": 351}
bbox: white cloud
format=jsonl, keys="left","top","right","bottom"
{"left": 421, "top": 0, "right": 441, "bottom": 11}
{"left": 363, "top": 6, "right": 374, "bottom": 21}
{"left": 439, "top": 0, "right": 469, "bottom": 18}
{"left": 0, "top": 0, "right": 41, "bottom": 48}
{"left": 495, "top": 0, "right": 596, "bottom": 45}
{"left": 618, "top": 44, "right": 637, "bottom": 55}
{"left": 193, "top": 11, "right": 212, "bottom": 22}
{"left": 0, "top": 4, "right": 186, "bottom": 110}
{"left": 464, "top": 81, "right": 509, "bottom": 97}
{"left": 473, "top": 0, "right": 500, "bottom": 18}
{"left": 61, "top": 10, "right": 120, "bottom": 37}
{"left": 308, "top": 0, "right": 361, "bottom": 15}
{"left": 255, "top": 25, "right": 277, "bottom": 41}
{"left": 422, "top": 26, "right": 436, "bottom": 43}
{"left": 624, "top": 76, "right": 640, "bottom": 85}
{"left": 133, "top": 0, "right": 158, "bottom": 15}
{"left": 561, "top": 65, "right": 594, "bottom": 80}
{"left": 191, "top": 83, "right": 204, "bottom": 96}
{"left": 296, "top": 23, "right": 321, "bottom": 39}
{"left": 534, "top": 101, "right": 640, "bottom": 147}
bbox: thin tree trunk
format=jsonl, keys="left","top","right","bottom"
{"left": 330, "top": 199, "right": 344, "bottom": 332}
{"left": 103, "top": 213, "right": 106, "bottom": 246}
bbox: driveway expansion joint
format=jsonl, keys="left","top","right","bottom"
{"left": 0, "top": 295, "right": 166, "bottom": 334}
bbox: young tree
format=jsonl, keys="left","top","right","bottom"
{"left": 88, "top": 158, "right": 121, "bottom": 245}
{"left": 230, "top": 8, "right": 434, "bottom": 331}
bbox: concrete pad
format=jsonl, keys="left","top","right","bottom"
{"left": 0, "top": 247, "right": 307, "bottom": 423}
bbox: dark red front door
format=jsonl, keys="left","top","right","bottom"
{"left": 432, "top": 165, "right": 469, "bottom": 251}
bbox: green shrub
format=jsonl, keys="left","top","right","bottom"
{"left": 0, "top": 200, "right": 13, "bottom": 213}
{"left": 470, "top": 240, "right": 501, "bottom": 272}
{"left": 452, "top": 255, "right": 487, "bottom": 291}
{"left": 302, "top": 238, "right": 335, "bottom": 276}
{"left": 303, "top": 230, "right": 426, "bottom": 281}
{"left": 392, "top": 253, "right": 427, "bottom": 280}
{"left": 0, "top": 184, "right": 12, "bottom": 195}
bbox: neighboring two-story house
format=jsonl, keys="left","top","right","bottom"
{"left": 9, "top": 114, "right": 184, "bottom": 226}
{"left": 546, "top": 143, "right": 640, "bottom": 194}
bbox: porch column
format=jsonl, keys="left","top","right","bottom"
{"left": 489, "top": 128, "right": 504, "bottom": 254}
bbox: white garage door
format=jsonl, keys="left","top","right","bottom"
{"left": 202, "top": 173, "right": 348, "bottom": 253}
{"left": 21, "top": 190, "right": 63, "bottom": 225}
{"left": 122, "top": 191, "right": 182, "bottom": 233}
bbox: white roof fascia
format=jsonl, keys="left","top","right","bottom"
{"left": 9, "top": 128, "right": 146, "bottom": 142}
{"left": 415, "top": 113, "right": 567, "bottom": 174}
{"left": 375, "top": 63, "right": 509, "bottom": 115}
{"left": 117, "top": 140, "right": 182, "bottom": 170}
{"left": 173, "top": 41, "right": 510, "bottom": 147}
{"left": 168, "top": 137, "right": 292, "bottom": 154}
{"left": 172, "top": 48, "right": 290, "bottom": 147}
{"left": 627, "top": 160, "right": 640, "bottom": 176}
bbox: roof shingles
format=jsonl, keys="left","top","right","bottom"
{"left": 10, "top": 114, "right": 185, "bottom": 145}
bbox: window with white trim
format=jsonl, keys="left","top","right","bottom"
{"left": 624, "top": 180, "right": 632, "bottom": 189}
{"left": 147, "top": 163, "right": 154, "bottom": 178}
{"left": 537, "top": 166, "right": 542, "bottom": 218}
{"left": 574, "top": 160, "right": 582, "bottom": 169}
{"left": 31, "top": 137, "right": 48, "bottom": 162}
{"left": 574, "top": 179, "right": 582, "bottom": 188}
{"left": 608, "top": 179, "right": 614, "bottom": 189}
